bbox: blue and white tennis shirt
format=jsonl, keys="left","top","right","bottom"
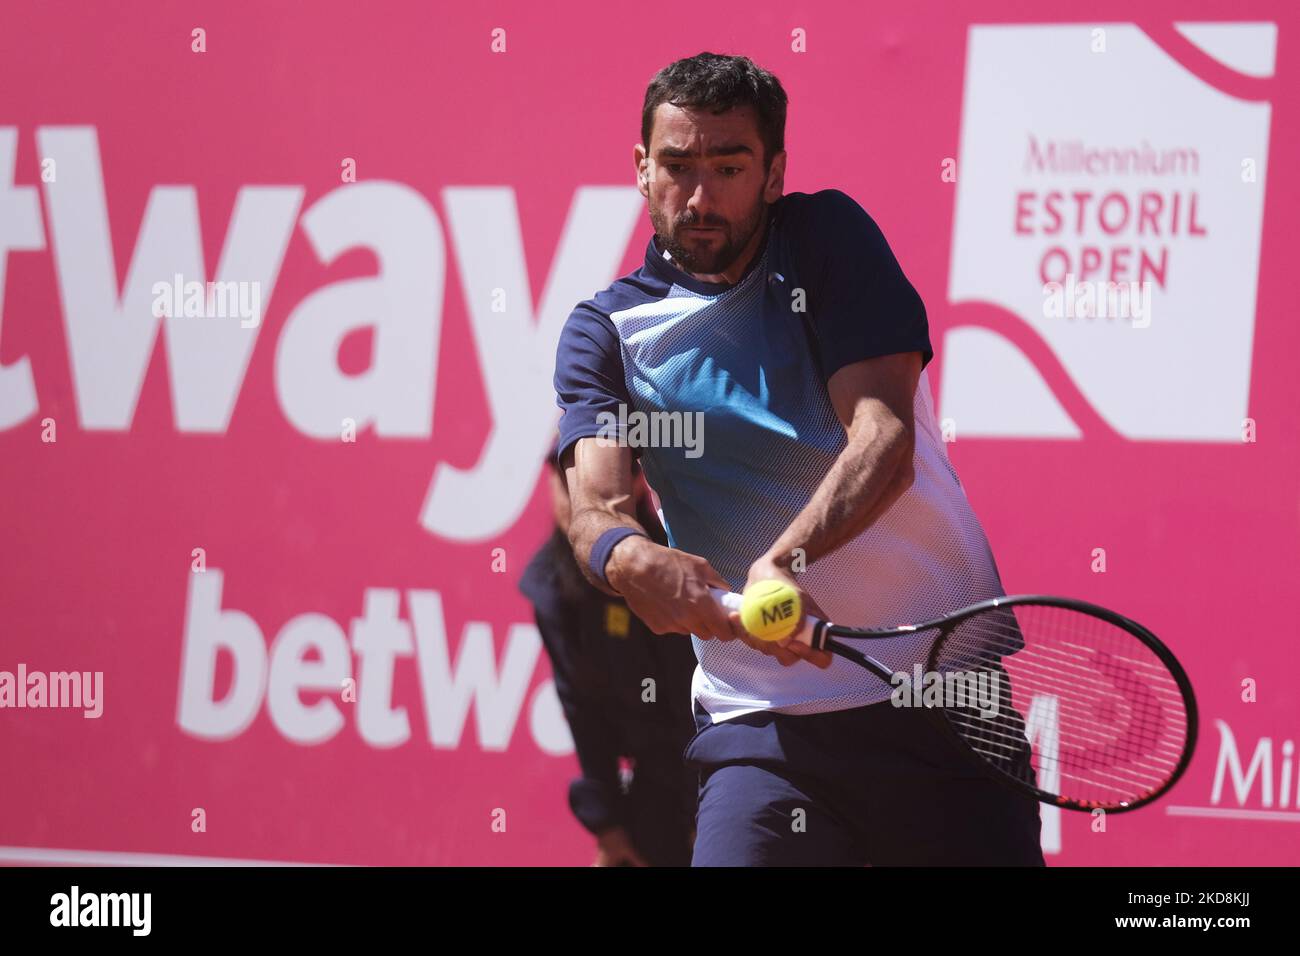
{"left": 554, "top": 189, "right": 1008, "bottom": 723}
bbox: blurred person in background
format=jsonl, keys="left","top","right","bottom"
{"left": 518, "top": 441, "right": 698, "bottom": 866}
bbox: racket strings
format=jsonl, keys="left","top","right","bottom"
{"left": 947, "top": 628, "right": 1180, "bottom": 778}
{"left": 930, "top": 604, "right": 1190, "bottom": 808}
{"left": 943, "top": 617, "right": 1184, "bottom": 800}
{"left": 946, "top": 648, "right": 1186, "bottom": 764}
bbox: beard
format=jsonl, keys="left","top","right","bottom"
{"left": 650, "top": 188, "right": 768, "bottom": 276}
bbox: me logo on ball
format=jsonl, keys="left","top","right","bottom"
{"left": 764, "top": 600, "right": 795, "bottom": 625}
{"left": 740, "top": 581, "right": 803, "bottom": 642}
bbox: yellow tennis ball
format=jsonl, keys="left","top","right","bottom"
{"left": 739, "top": 580, "right": 803, "bottom": 642}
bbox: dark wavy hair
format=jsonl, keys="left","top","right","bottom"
{"left": 641, "top": 52, "right": 788, "bottom": 172}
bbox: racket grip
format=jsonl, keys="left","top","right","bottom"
{"left": 707, "top": 587, "right": 823, "bottom": 647}
{"left": 708, "top": 587, "right": 744, "bottom": 613}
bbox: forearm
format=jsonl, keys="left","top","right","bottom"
{"left": 765, "top": 415, "right": 914, "bottom": 570}
{"left": 537, "top": 614, "right": 623, "bottom": 795}
{"left": 565, "top": 696, "right": 625, "bottom": 834}
{"left": 562, "top": 439, "right": 733, "bottom": 638}
{"left": 534, "top": 603, "right": 625, "bottom": 833}
{"left": 567, "top": 719, "right": 625, "bottom": 833}
{"left": 567, "top": 500, "right": 654, "bottom": 596}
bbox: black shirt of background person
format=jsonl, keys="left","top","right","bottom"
{"left": 518, "top": 499, "right": 698, "bottom": 866}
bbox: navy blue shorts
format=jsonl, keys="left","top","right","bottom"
{"left": 684, "top": 700, "right": 1047, "bottom": 866}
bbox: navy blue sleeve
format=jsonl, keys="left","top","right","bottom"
{"left": 793, "top": 189, "right": 933, "bottom": 380}
{"left": 553, "top": 303, "right": 633, "bottom": 465}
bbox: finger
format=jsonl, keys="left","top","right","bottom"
{"left": 683, "top": 597, "right": 729, "bottom": 640}
{"left": 704, "top": 611, "right": 739, "bottom": 641}
{"left": 702, "top": 565, "right": 732, "bottom": 592}
{"left": 741, "top": 632, "right": 799, "bottom": 666}
{"left": 770, "top": 630, "right": 819, "bottom": 664}
{"left": 772, "top": 647, "right": 799, "bottom": 666}
{"left": 690, "top": 613, "right": 728, "bottom": 642}
{"left": 635, "top": 607, "right": 676, "bottom": 635}
{"left": 793, "top": 646, "right": 833, "bottom": 669}
{"left": 783, "top": 641, "right": 834, "bottom": 669}
{"left": 697, "top": 598, "right": 735, "bottom": 642}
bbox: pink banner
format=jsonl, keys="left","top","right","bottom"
{"left": 1, "top": 0, "right": 1296, "bottom": 865}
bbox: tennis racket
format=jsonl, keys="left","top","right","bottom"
{"left": 711, "top": 589, "right": 1198, "bottom": 814}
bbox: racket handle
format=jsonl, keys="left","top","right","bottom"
{"left": 708, "top": 587, "right": 744, "bottom": 613}
{"left": 707, "top": 587, "right": 824, "bottom": 647}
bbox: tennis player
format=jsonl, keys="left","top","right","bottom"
{"left": 554, "top": 52, "right": 1044, "bottom": 866}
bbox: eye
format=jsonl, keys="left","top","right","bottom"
{"left": 719, "top": 167, "right": 742, "bottom": 176}
{"left": 665, "top": 164, "right": 688, "bottom": 174}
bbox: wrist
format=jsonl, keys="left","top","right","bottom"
{"left": 590, "top": 527, "right": 648, "bottom": 591}
{"left": 605, "top": 532, "right": 654, "bottom": 593}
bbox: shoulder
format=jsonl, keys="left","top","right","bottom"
{"left": 777, "top": 188, "right": 889, "bottom": 252}
{"left": 556, "top": 293, "right": 621, "bottom": 376}
{"left": 778, "top": 187, "right": 864, "bottom": 219}
{"left": 775, "top": 190, "right": 932, "bottom": 376}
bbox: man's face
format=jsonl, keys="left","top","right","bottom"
{"left": 636, "top": 103, "right": 785, "bottom": 277}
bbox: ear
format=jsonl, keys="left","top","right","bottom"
{"left": 633, "top": 143, "right": 650, "bottom": 199}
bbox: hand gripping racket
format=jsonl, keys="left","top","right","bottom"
{"left": 712, "top": 589, "right": 1198, "bottom": 814}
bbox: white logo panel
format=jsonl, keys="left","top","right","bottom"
{"left": 945, "top": 24, "right": 1274, "bottom": 441}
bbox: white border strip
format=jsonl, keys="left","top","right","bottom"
{"left": 1164, "top": 806, "right": 1300, "bottom": 822}
{"left": 0, "top": 846, "right": 340, "bottom": 867}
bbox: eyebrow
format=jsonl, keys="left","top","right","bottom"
{"left": 655, "top": 143, "right": 755, "bottom": 160}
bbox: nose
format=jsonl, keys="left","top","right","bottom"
{"left": 684, "top": 181, "right": 715, "bottom": 224}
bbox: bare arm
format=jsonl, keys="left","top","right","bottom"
{"left": 757, "top": 351, "right": 921, "bottom": 575}
{"left": 729, "top": 353, "right": 919, "bottom": 667}
{"left": 561, "top": 437, "right": 737, "bottom": 640}
{"left": 561, "top": 436, "right": 640, "bottom": 597}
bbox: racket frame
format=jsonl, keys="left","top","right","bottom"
{"left": 810, "top": 594, "right": 1200, "bottom": 814}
